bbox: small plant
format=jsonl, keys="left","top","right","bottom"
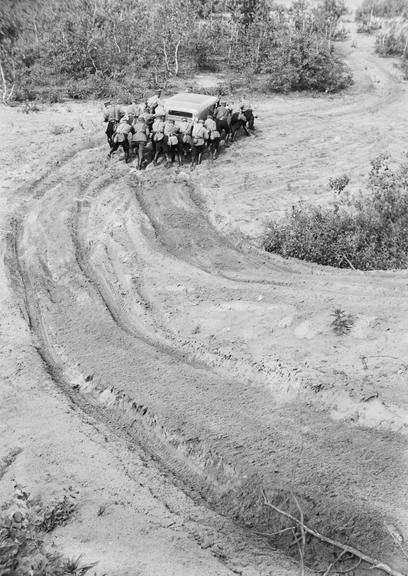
{"left": 329, "top": 174, "right": 350, "bottom": 193}
{"left": 63, "top": 555, "right": 97, "bottom": 575}
{"left": 39, "top": 488, "right": 77, "bottom": 532}
{"left": 20, "top": 102, "right": 41, "bottom": 114}
{"left": 96, "top": 503, "right": 111, "bottom": 517}
{"left": 331, "top": 308, "right": 354, "bottom": 335}
{"left": 0, "top": 484, "right": 92, "bottom": 576}
{"left": 51, "top": 125, "right": 74, "bottom": 136}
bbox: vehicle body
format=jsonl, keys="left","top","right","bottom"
{"left": 164, "top": 93, "right": 219, "bottom": 127}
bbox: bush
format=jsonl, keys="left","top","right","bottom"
{"left": 0, "top": 484, "right": 96, "bottom": 576}
{"left": 356, "top": 0, "right": 408, "bottom": 20}
{"left": 263, "top": 155, "right": 408, "bottom": 270}
{"left": 375, "top": 18, "right": 408, "bottom": 59}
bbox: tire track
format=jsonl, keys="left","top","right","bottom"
{"left": 4, "top": 26, "right": 408, "bottom": 574}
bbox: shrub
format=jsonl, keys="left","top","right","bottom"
{"left": 329, "top": 174, "right": 350, "bottom": 193}
{"left": 375, "top": 18, "right": 408, "bottom": 58}
{"left": 0, "top": 484, "right": 95, "bottom": 576}
{"left": 356, "top": 0, "right": 408, "bottom": 21}
{"left": 263, "top": 155, "right": 408, "bottom": 270}
{"left": 331, "top": 309, "right": 354, "bottom": 335}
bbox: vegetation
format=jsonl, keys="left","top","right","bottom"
{"left": 331, "top": 308, "right": 354, "bottom": 335}
{"left": 0, "top": 484, "right": 96, "bottom": 576}
{"left": 356, "top": 0, "right": 408, "bottom": 21}
{"left": 0, "top": 0, "right": 352, "bottom": 103}
{"left": 375, "top": 19, "right": 408, "bottom": 79}
{"left": 356, "top": 0, "right": 408, "bottom": 77}
{"left": 264, "top": 154, "right": 408, "bottom": 271}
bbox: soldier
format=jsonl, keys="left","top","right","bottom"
{"left": 103, "top": 101, "right": 123, "bottom": 149}
{"left": 108, "top": 116, "right": 134, "bottom": 163}
{"left": 131, "top": 116, "right": 150, "bottom": 170}
{"left": 204, "top": 113, "right": 221, "bottom": 159}
{"left": 127, "top": 100, "right": 144, "bottom": 124}
{"left": 147, "top": 89, "right": 162, "bottom": 114}
{"left": 151, "top": 112, "right": 166, "bottom": 164}
{"left": 230, "top": 109, "right": 250, "bottom": 142}
{"left": 240, "top": 96, "right": 255, "bottom": 130}
{"left": 164, "top": 119, "right": 181, "bottom": 166}
{"left": 191, "top": 119, "right": 208, "bottom": 168}
{"left": 178, "top": 118, "right": 193, "bottom": 160}
{"left": 214, "top": 100, "right": 231, "bottom": 144}
{"left": 140, "top": 105, "right": 155, "bottom": 131}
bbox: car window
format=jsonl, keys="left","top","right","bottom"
{"left": 167, "top": 110, "right": 193, "bottom": 118}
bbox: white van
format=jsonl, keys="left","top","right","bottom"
{"left": 164, "top": 93, "right": 218, "bottom": 126}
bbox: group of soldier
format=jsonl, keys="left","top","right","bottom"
{"left": 103, "top": 89, "right": 255, "bottom": 170}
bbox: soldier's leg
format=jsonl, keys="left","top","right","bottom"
{"left": 108, "top": 141, "right": 120, "bottom": 158}
{"left": 138, "top": 143, "right": 145, "bottom": 169}
{"left": 123, "top": 138, "right": 130, "bottom": 163}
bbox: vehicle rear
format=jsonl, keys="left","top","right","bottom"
{"left": 164, "top": 93, "right": 218, "bottom": 127}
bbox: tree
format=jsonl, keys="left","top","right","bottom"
{"left": 150, "top": 0, "right": 199, "bottom": 76}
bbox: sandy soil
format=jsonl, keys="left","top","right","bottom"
{"left": 1, "top": 15, "right": 408, "bottom": 576}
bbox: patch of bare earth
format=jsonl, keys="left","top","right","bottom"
{"left": 1, "top": 22, "right": 407, "bottom": 576}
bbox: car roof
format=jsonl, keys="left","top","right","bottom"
{"left": 164, "top": 93, "right": 218, "bottom": 114}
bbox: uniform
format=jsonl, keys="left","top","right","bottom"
{"left": 147, "top": 91, "right": 162, "bottom": 114}
{"left": 178, "top": 120, "right": 193, "bottom": 157}
{"left": 204, "top": 117, "right": 221, "bottom": 159}
{"left": 108, "top": 119, "right": 134, "bottom": 162}
{"left": 240, "top": 99, "right": 255, "bottom": 129}
{"left": 214, "top": 104, "right": 231, "bottom": 143}
{"left": 191, "top": 121, "right": 208, "bottom": 166}
{"left": 104, "top": 104, "right": 124, "bottom": 148}
{"left": 151, "top": 117, "right": 165, "bottom": 163}
{"left": 164, "top": 121, "right": 180, "bottom": 165}
{"left": 132, "top": 119, "right": 150, "bottom": 169}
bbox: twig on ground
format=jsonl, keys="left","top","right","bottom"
{"left": 385, "top": 525, "right": 408, "bottom": 561}
{"left": 291, "top": 491, "right": 306, "bottom": 576}
{"left": 261, "top": 489, "right": 407, "bottom": 576}
{"left": 322, "top": 549, "right": 346, "bottom": 576}
{"left": 291, "top": 528, "right": 305, "bottom": 576}
{"left": 337, "top": 558, "right": 362, "bottom": 573}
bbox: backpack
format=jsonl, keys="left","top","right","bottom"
{"left": 192, "top": 125, "right": 205, "bottom": 146}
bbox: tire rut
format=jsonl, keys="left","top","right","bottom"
{"left": 6, "top": 161, "right": 408, "bottom": 573}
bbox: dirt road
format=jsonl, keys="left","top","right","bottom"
{"left": 1, "top": 20, "right": 408, "bottom": 576}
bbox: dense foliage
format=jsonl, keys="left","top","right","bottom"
{"left": 264, "top": 155, "right": 408, "bottom": 270}
{"left": 374, "top": 18, "right": 408, "bottom": 80}
{"left": 356, "top": 0, "right": 408, "bottom": 21}
{"left": 0, "top": 0, "right": 352, "bottom": 102}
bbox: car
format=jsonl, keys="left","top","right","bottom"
{"left": 164, "top": 93, "right": 218, "bottom": 126}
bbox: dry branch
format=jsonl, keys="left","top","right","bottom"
{"left": 385, "top": 525, "right": 408, "bottom": 561}
{"left": 261, "top": 490, "right": 407, "bottom": 576}
{"left": 341, "top": 254, "right": 356, "bottom": 270}
{"left": 338, "top": 559, "right": 362, "bottom": 573}
{"left": 291, "top": 491, "right": 305, "bottom": 576}
{"left": 322, "top": 549, "right": 346, "bottom": 576}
